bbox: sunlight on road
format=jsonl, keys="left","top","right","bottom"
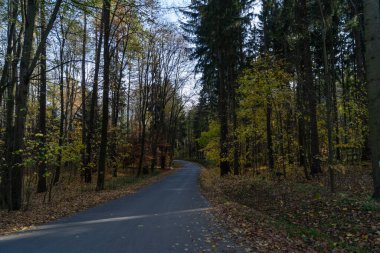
{"left": 0, "top": 207, "right": 212, "bottom": 242}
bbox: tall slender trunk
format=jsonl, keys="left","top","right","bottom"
{"left": 217, "top": 51, "right": 230, "bottom": 176}
{"left": 37, "top": 0, "right": 47, "bottom": 193}
{"left": 0, "top": 0, "right": 19, "bottom": 105}
{"left": 137, "top": 53, "right": 150, "bottom": 177}
{"left": 126, "top": 65, "right": 131, "bottom": 135}
{"left": 232, "top": 86, "right": 239, "bottom": 175}
{"left": 363, "top": 0, "right": 380, "bottom": 200}
{"left": 111, "top": 43, "right": 127, "bottom": 177}
{"left": 0, "top": 0, "right": 19, "bottom": 208}
{"left": 266, "top": 100, "right": 275, "bottom": 173}
{"left": 55, "top": 23, "right": 65, "bottom": 184}
{"left": 298, "top": 0, "right": 321, "bottom": 176}
{"left": 318, "top": 0, "right": 335, "bottom": 192}
{"left": 96, "top": 0, "right": 111, "bottom": 191}
{"left": 86, "top": 13, "right": 103, "bottom": 179}
{"left": 10, "top": 0, "right": 38, "bottom": 210}
{"left": 81, "top": 12, "right": 90, "bottom": 183}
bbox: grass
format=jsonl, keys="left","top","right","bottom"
{"left": 361, "top": 198, "right": 380, "bottom": 212}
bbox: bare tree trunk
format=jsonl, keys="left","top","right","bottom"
{"left": 363, "top": 0, "right": 380, "bottom": 200}
{"left": 37, "top": 0, "right": 47, "bottom": 193}
{"left": 232, "top": 87, "right": 239, "bottom": 175}
{"left": 96, "top": 0, "right": 111, "bottom": 191}
{"left": 0, "top": 0, "right": 19, "bottom": 105}
{"left": 298, "top": 0, "right": 321, "bottom": 176}
{"left": 218, "top": 52, "right": 230, "bottom": 176}
{"left": 55, "top": 20, "right": 65, "bottom": 185}
{"left": 137, "top": 53, "right": 150, "bottom": 177}
{"left": 9, "top": 0, "right": 38, "bottom": 210}
{"left": 81, "top": 12, "right": 90, "bottom": 183}
{"left": 0, "top": 0, "right": 19, "bottom": 208}
{"left": 266, "top": 100, "right": 275, "bottom": 174}
{"left": 318, "top": 0, "right": 335, "bottom": 192}
{"left": 86, "top": 12, "right": 103, "bottom": 181}
{"left": 126, "top": 65, "right": 131, "bottom": 135}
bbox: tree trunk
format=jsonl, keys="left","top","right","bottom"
{"left": 218, "top": 52, "right": 230, "bottom": 176}
{"left": 363, "top": 0, "right": 380, "bottom": 200}
{"left": 318, "top": 0, "right": 335, "bottom": 192}
{"left": 81, "top": 12, "right": 90, "bottom": 183}
{"left": 96, "top": 0, "right": 111, "bottom": 191}
{"left": 9, "top": 0, "right": 38, "bottom": 210}
{"left": 0, "top": 0, "right": 19, "bottom": 208}
{"left": 55, "top": 23, "right": 65, "bottom": 185}
{"left": 298, "top": 0, "right": 321, "bottom": 176}
{"left": 266, "top": 100, "right": 275, "bottom": 173}
{"left": 0, "top": 0, "right": 19, "bottom": 105}
{"left": 86, "top": 12, "right": 103, "bottom": 180}
{"left": 37, "top": 0, "right": 47, "bottom": 193}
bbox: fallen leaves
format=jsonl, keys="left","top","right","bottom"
{"left": 200, "top": 164, "right": 380, "bottom": 252}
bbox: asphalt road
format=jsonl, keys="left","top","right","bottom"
{"left": 0, "top": 161, "right": 244, "bottom": 253}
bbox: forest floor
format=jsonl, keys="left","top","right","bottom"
{"left": 200, "top": 162, "right": 380, "bottom": 253}
{"left": 0, "top": 166, "right": 178, "bottom": 236}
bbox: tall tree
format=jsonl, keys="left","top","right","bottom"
{"left": 37, "top": 0, "right": 48, "bottom": 193}
{"left": 296, "top": 0, "right": 321, "bottom": 176}
{"left": 7, "top": 0, "right": 62, "bottom": 210}
{"left": 81, "top": 11, "right": 90, "bottom": 183}
{"left": 363, "top": 0, "right": 380, "bottom": 200}
{"left": 87, "top": 11, "right": 104, "bottom": 183}
{"left": 183, "top": 0, "right": 247, "bottom": 176}
{"left": 96, "top": 0, "right": 111, "bottom": 191}
{"left": 0, "top": 0, "right": 20, "bottom": 207}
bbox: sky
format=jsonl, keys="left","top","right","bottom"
{"left": 159, "top": 0, "right": 190, "bottom": 23}
{"left": 157, "top": 0, "right": 262, "bottom": 107}
{"left": 159, "top": 0, "right": 200, "bottom": 107}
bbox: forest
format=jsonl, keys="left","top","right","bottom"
{"left": 0, "top": 0, "right": 193, "bottom": 211}
{"left": 0, "top": 0, "right": 379, "bottom": 252}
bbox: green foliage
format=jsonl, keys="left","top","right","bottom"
{"left": 196, "top": 120, "right": 220, "bottom": 163}
{"left": 237, "top": 55, "right": 293, "bottom": 168}
{"left": 360, "top": 199, "right": 380, "bottom": 212}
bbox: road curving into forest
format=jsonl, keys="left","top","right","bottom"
{"left": 0, "top": 161, "right": 245, "bottom": 253}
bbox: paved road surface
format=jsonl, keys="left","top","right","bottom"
{"left": 0, "top": 161, "right": 244, "bottom": 253}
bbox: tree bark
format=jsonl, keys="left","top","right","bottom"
{"left": 81, "top": 12, "right": 90, "bottom": 183}
{"left": 266, "top": 99, "right": 275, "bottom": 173}
{"left": 298, "top": 0, "right": 321, "bottom": 176}
{"left": 0, "top": 0, "right": 19, "bottom": 105}
{"left": 318, "top": 0, "right": 335, "bottom": 192}
{"left": 218, "top": 51, "right": 230, "bottom": 176}
{"left": 86, "top": 12, "right": 103, "bottom": 180}
{"left": 96, "top": 0, "right": 111, "bottom": 191}
{"left": 7, "top": 0, "right": 62, "bottom": 210}
{"left": 9, "top": 0, "right": 38, "bottom": 210}
{"left": 55, "top": 17, "right": 67, "bottom": 185}
{"left": 37, "top": 0, "right": 47, "bottom": 193}
{"left": 363, "top": 0, "right": 380, "bottom": 200}
{"left": 0, "top": 0, "right": 19, "bottom": 208}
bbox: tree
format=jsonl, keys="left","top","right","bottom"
{"left": 86, "top": 8, "right": 104, "bottom": 184}
{"left": 363, "top": 0, "right": 380, "bottom": 200}
{"left": 5, "top": 0, "right": 62, "bottom": 210}
{"left": 37, "top": 0, "right": 48, "bottom": 193}
{"left": 183, "top": 0, "right": 248, "bottom": 176}
{"left": 297, "top": 0, "right": 322, "bottom": 176}
{"left": 96, "top": 0, "right": 111, "bottom": 191}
